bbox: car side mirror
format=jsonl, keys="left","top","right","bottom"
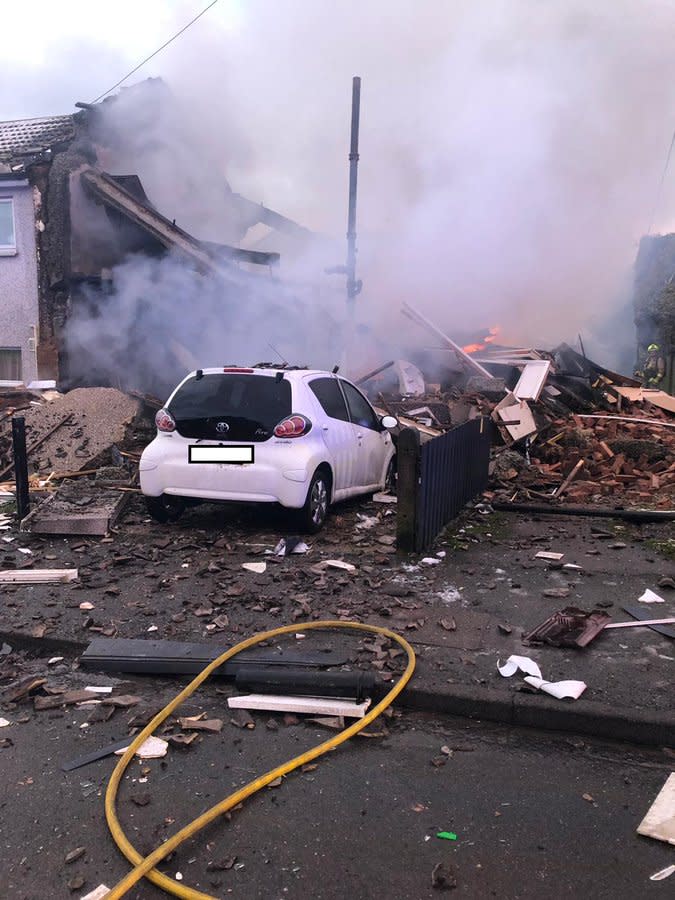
{"left": 380, "top": 415, "right": 398, "bottom": 430}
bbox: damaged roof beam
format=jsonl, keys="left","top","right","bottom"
{"left": 401, "top": 301, "right": 494, "bottom": 379}
{"left": 79, "top": 167, "right": 278, "bottom": 273}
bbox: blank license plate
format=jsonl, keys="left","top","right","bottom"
{"left": 189, "top": 445, "right": 254, "bottom": 464}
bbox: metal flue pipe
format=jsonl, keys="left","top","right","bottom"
{"left": 346, "top": 76, "right": 362, "bottom": 305}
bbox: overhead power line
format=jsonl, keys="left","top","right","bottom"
{"left": 90, "top": 0, "right": 221, "bottom": 104}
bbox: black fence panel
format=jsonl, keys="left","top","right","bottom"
{"left": 397, "top": 418, "right": 492, "bottom": 553}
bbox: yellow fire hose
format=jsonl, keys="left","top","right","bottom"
{"left": 103, "top": 620, "right": 416, "bottom": 899}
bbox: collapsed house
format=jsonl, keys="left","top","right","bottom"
{"left": 358, "top": 304, "right": 675, "bottom": 511}
{"left": 0, "top": 79, "right": 332, "bottom": 394}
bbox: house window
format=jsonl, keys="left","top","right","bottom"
{"left": 0, "top": 198, "right": 16, "bottom": 255}
{"left": 0, "top": 348, "right": 21, "bottom": 381}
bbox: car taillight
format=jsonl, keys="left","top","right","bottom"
{"left": 274, "top": 414, "right": 312, "bottom": 438}
{"left": 223, "top": 367, "right": 254, "bottom": 373}
{"left": 155, "top": 408, "right": 176, "bottom": 433}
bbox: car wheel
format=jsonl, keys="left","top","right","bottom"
{"left": 145, "top": 494, "right": 186, "bottom": 523}
{"left": 384, "top": 456, "right": 397, "bottom": 494}
{"left": 298, "top": 468, "right": 330, "bottom": 533}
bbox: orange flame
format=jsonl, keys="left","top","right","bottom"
{"left": 462, "top": 326, "right": 500, "bottom": 355}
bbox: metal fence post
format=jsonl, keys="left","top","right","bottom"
{"left": 12, "top": 416, "right": 30, "bottom": 520}
{"left": 396, "top": 426, "right": 420, "bottom": 552}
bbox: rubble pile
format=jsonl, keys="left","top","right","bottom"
{"left": 490, "top": 404, "right": 675, "bottom": 508}
{"left": 361, "top": 311, "right": 675, "bottom": 510}
{"left": 0, "top": 387, "right": 142, "bottom": 484}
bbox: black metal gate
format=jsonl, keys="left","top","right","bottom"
{"left": 397, "top": 418, "right": 492, "bottom": 552}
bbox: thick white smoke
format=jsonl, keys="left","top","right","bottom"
{"left": 58, "top": 0, "right": 675, "bottom": 385}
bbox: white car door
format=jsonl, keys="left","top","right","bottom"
{"left": 339, "top": 379, "right": 390, "bottom": 489}
{"left": 305, "top": 376, "right": 359, "bottom": 494}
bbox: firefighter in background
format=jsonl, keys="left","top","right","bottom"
{"left": 635, "top": 343, "right": 666, "bottom": 387}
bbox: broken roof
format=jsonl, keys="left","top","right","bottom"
{"left": 80, "top": 166, "right": 280, "bottom": 270}
{"left": 0, "top": 114, "right": 75, "bottom": 161}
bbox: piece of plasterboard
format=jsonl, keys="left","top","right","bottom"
{"left": 0, "top": 568, "right": 78, "bottom": 584}
{"left": 227, "top": 693, "right": 371, "bottom": 718}
{"left": 513, "top": 360, "right": 551, "bottom": 401}
{"left": 637, "top": 772, "right": 675, "bottom": 845}
{"left": 495, "top": 401, "right": 537, "bottom": 441}
{"left": 613, "top": 386, "right": 645, "bottom": 402}
{"left": 644, "top": 391, "right": 675, "bottom": 415}
{"left": 614, "top": 386, "right": 675, "bottom": 414}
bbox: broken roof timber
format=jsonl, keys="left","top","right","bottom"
{"left": 401, "top": 302, "right": 494, "bottom": 379}
{"left": 79, "top": 167, "right": 279, "bottom": 272}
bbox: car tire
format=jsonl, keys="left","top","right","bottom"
{"left": 297, "top": 468, "right": 330, "bottom": 534}
{"left": 384, "top": 455, "right": 397, "bottom": 494}
{"left": 145, "top": 494, "right": 186, "bottom": 523}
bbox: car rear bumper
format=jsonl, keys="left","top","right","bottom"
{"left": 139, "top": 437, "right": 314, "bottom": 509}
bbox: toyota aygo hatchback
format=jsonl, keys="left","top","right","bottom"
{"left": 139, "top": 366, "right": 397, "bottom": 532}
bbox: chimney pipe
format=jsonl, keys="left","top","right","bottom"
{"left": 346, "top": 76, "right": 362, "bottom": 306}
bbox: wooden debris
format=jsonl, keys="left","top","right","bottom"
{"left": 178, "top": 716, "right": 223, "bottom": 733}
{"left": 228, "top": 693, "right": 371, "bottom": 718}
{"left": 0, "top": 569, "right": 78, "bottom": 584}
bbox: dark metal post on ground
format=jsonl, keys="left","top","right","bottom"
{"left": 12, "top": 416, "right": 30, "bottom": 520}
{"left": 346, "top": 75, "right": 362, "bottom": 307}
{"left": 396, "top": 427, "right": 421, "bottom": 552}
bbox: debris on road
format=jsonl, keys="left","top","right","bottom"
{"left": 431, "top": 861, "right": 457, "bottom": 890}
{"left": 242, "top": 562, "right": 267, "bottom": 574}
{"left": 114, "top": 736, "right": 169, "bottom": 759}
{"left": 227, "top": 693, "right": 371, "bottom": 718}
{"left": 0, "top": 568, "right": 78, "bottom": 583}
{"left": 497, "top": 655, "right": 587, "bottom": 700}
{"left": 436, "top": 831, "right": 458, "bottom": 841}
{"left": 79, "top": 884, "right": 110, "bottom": 900}
{"left": 523, "top": 608, "right": 611, "bottom": 648}
{"left": 637, "top": 773, "right": 675, "bottom": 845}
{"left": 311, "top": 559, "right": 357, "bottom": 573}
{"left": 637, "top": 589, "right": 665, "bottom": 604}
{"left": 272, "top": 537, "right": 310, "bottom": 556}
{"left": 178, "top": 715, "right": 223, "bottom": 732}
{"left": 650, "top": 864, "right": 675, "bottom": 881}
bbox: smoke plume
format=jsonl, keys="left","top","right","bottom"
{"left": 60, "top": 0, "right": 675, "bottom": 388}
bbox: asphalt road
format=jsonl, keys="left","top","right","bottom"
{"left": 1, "top": 687, "right": 673, "bottom": 900}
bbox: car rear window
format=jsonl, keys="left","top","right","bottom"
{"left": 169, "top": 373, "right": 292, "bottom": 441}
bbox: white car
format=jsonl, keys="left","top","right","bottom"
{"left": 139, "top": 366, "right": 397, "bottom": 531}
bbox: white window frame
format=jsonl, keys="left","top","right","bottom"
{"left": 0, "top": 347, "right": 22, "bottom": 382}
{"left": 0, "top": 197, "right": 17, "bottom": 256}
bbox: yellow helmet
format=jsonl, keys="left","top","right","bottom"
{"left": 648, "top": 343, "right": 659, "bottom": 352}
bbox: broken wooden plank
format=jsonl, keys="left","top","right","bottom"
{"left": 0, "top": 568, "right": 78, "bottom": 584}
{"left": 604, "top": 617, "right": 675, "bottom": 630}
{"left": 401, "top": 301, "right": 494, "bottom": 378}
{"left": 576, "top": 414, "right": 675, "bottom": 430}
{"left": 554, "top": 459, "right": 586, "bottom": 498}
{"left": 227, "top": 693, "right": 371, "bottom": 718}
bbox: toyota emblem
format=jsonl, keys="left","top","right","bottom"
{"left": 215, "top": 421, "right": 230, "bottom": 434}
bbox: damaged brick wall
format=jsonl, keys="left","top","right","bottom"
{"left": 28, "top": 124, "right": 98, "bottom": 380}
